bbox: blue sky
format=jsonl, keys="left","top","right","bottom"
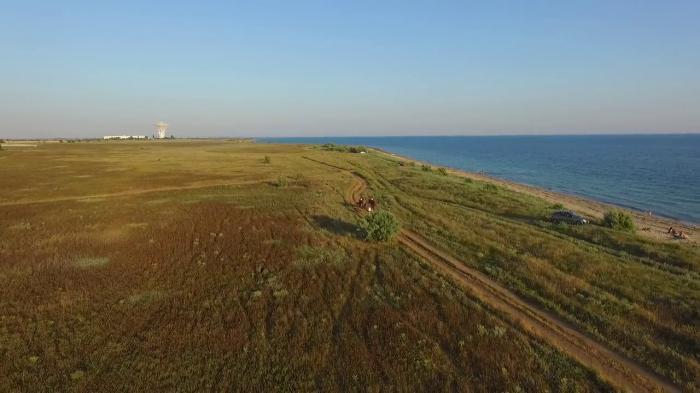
{"left": 1, "top": 1, "right": 699, "bottom": 138}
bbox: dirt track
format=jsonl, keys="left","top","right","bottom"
{"left": 342, "top": 174, "right": 679, "bottom": 393}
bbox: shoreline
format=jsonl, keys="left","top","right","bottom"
{"left": 370, "top": 147, "right": 697, "bottom": 244}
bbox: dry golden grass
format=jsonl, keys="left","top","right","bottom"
{"left": 0, "top": 140, "right": 670, "bottom": 391}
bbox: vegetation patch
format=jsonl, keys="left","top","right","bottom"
{"left": 9, "top": 222, "right": 32, "bottom": 230}
{"left": 483, "top": 183, "right": 500, "bottom": 192}
{"left": 125, "top": 222, "right": 149, "bottom": 229}
{"left": 359, "top": 211, "right": 400, "bottom": 241}
{"left": 320, "top": 143, "right": 367, "bottom": 153}
{"left": 603, "top": 210, "right": 636, "bottom": 232}
{"left": 126, "top": 290, "right": 165, "bottom": 305}
{"left": 294, "top": 245, "right": 347, "bottom": 269}
{"left": 73, "top": 256, "right": 110, "bottom": 268}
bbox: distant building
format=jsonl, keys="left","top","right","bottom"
{"left": 103, "top": 135, "right": 147, "bottom": 140}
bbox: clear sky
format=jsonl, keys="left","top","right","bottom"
{"left": 1, "top": 1, "right": 699, "bottom": 138}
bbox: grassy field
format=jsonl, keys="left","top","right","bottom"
{"left": 1, "top": 140, "right": 697, "bottom": 391}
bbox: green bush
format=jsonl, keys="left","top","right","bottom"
{"left": 359, "top": 211, "right": 400, "bottom": 242}
{"left": 321, "top": 143, "right": 366, "bottom": 153}
{"left": 437, "top": 167, "right": 448, "bottom": 176}
{"left": 603, "top": 210, "right": 635, "bottom": 232}
{"left": 464, "top": 177, "right": 473, "bottom": 184}
{"left": 552, "top": 203, "right": 565, "bottom": 210}
{"left": 421, "top": 164, "right": 432, "bottom": 172}
{"left": 276, "top": 175, "right": 288, "bottom": 188}
{"left": 483, "top": 183, "right": 499, "bottom": 192}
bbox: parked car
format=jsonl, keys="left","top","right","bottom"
{"left": 551, "top": 210, "right": 588, "bottom": 225}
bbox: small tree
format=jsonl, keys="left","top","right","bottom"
{"left": 359, "top": 211, "right": 400, "bottom": 241}
{"left": 603, "top": 210, "right": 635, "bottom": 232}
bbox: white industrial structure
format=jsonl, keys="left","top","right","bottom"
{"left": 103, "top": 135, "right": 147, "bottom": 140}
{"left": 154, "top": 121, "right": 169, "bottom": 139}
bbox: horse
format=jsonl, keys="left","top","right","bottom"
{"left": 368, "top": 197, "right": 376, "bottom": 212}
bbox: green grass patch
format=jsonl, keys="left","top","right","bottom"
{"left": 73, "top": 256, "right": 110, "bottom": 268}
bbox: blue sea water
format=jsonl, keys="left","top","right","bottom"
{"left": 264, "top": 134, "right": 700, "bottom": 224}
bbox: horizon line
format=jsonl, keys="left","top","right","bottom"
{"left": 3, "top": 131, "right": 700, "bottom": 141}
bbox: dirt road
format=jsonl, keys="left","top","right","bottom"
{"left": 341, "top": 169, "right": 679, "bottom": 393}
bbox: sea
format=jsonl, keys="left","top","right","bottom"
{"left": 263, "top": 134, "right": 700, "bottom": 224}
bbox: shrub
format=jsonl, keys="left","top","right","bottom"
{"left": 276, "top": 175, "right": 288, "bottom": 188}
{"left": 552, "top": 203, "right": 565, "bottom": 210}
{"left": 321, "top": 143, "right": 366, "bottom": 153}
{"left": 263, "top": 156, "right": 271, "bottom": 164}
{"left": 483, "top": 183, "right": 499, "bottom": 192}
{"left": 464, "top": 177, "right": 473, "bottom": 184}
{"left": 603, "top": 210, "right": 635, "bottom": 232}
{"left": 348, "top": 145, "right": 367, "bottom": 153}
{"left": 359, "top": 211, "right": 400, "bottom": 242}
{"left": 437, "top": 167, "right": 448, "bottom": 176}
{"left": 421, "top": 164, "right": 432, "bottom": 172}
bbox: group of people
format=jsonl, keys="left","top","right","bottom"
{"left": 357, "top": 196, "right": 377, "bottom": 212}
{"left": 668, "top": 227, "right": 689, "bottom": 240}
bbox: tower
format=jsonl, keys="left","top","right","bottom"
{"left": 154, "top": 121, "right": 168, "bottom": 139}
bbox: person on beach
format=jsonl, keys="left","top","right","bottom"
{"left": 368, "top": 197, "right": 376, "bottom": 212}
